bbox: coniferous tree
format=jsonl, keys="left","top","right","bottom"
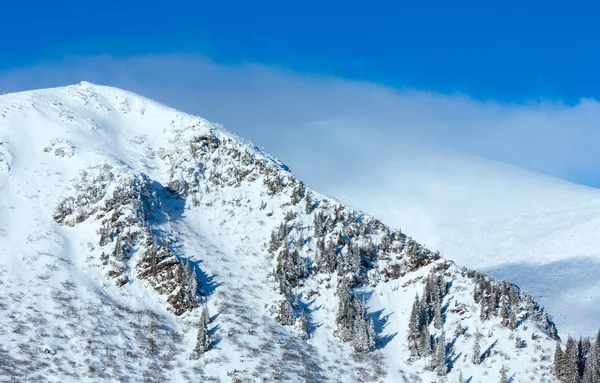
{"left": 508, "top": 309, "right": 517, "bottom": 330}
{"left": 193, "top": 306, "right": 211, "bottom": 358}
{"left": 297, "top": 311, "right": 309, "bottom": 340}
{"left": 98, "top": 221, "right": 111, "bottom": 246}
{"left": 304, "top": 192, "right": 315, "bottom": 214}
{"left": 435, "top": 330, "right": 447, "bottom": 376}
{"left": 366, "top": 318, "right": 376, "bottom": 351}
{"left": 576, "top": 337, "right": 586, "bottom": 378}
{"left": 408, "top": 294, "right": 422, "bottom": 357}
{"left": 554, "top": 342, "right": 566, "bottom": 381}
{"left": 472, "top": 329, "right": 481, "bottom": 365}
{"left": 335, "top": 279, "right": 353, "bottom": 341}
{"left": 564, "top": 336, "right": 580, "bottom": 383}
{"left": 200, "top": 305, "right": 210, "bottom": 329}
{"left": 583, "top": 340, "right": 599, "bottom": 383}
{"left": 352, "top": 300, "right": 376, "bottom": 353}
{"left": 313, "top": 211, "right": 325, "bottom": 238}
{"left": 346, "top": 244, "right": 361, "bottom": 275}
{"left": 274, "top": 298, "right": 296, "bottom": 326}
{"left": 113, "top": 236, "right": 124, "bottom": 261}
{"left": 433, "top": 298, "right": 443, "bottom": 329}
{"left": 500, "top": 365, "right": 509, "bottom": 383}
{"left": 419, "top": 324, "right": 432, "bottom": 358}
{"left": 515, "top": 335, "right": 523, "bottom": 349}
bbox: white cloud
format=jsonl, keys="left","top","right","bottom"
{"left": 1, "top": 54, "right": 599, "bottom": 188}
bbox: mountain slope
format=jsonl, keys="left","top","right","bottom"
{"left": 0, "top": 82, "right": 563, "bottom": 382}
{"left": 319, "top": 147, "right": 600, "bottom": 338}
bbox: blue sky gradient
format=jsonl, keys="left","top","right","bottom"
{"left": 2, "top": 1, "right": 599, "bottom": 102}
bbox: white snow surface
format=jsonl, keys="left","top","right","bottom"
{"left": 0, "top": 82, "right": 564, "bottom": 382}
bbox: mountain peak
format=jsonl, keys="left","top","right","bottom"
{"left": 0, "top": 84, "right": 574, "bottom": 382}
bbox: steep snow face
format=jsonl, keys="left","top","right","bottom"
{"left": 0, "top": 83, "right": 562, "bottom": 382}
{"left": 315, "top": 143, "right": 600, "bottom": 338}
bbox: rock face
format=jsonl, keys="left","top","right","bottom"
{"left": 0, "top": 82, "right": 563, "bottom": 382}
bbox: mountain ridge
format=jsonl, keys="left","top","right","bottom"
{"left": 0, "top": 82, "right": 579, "bottom": 382}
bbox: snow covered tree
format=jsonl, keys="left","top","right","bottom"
{"left": 408, "top": 293, "right": 430, "bottom": 357}
{"left": 112, "top": 236, "right": 124, "bottom": 262}
{"left": 297, "top": 311, "right": 309, "bottom": 340}
{"left": 554, "top": 342, "right": 566, "bottom": 381}
{"left": 193, "top": 306, "right": 211, "bottom": 358}
{"left": 419, "top": 325, "right": 433, "bottom": 358}
{"left": 472, "top": 329, "right": 482, "bottom": 365}
{"left": 435, "top": 330, "right": 447, "bottom": 376}
{"left": 305, "top": 192, "right": 315, "bottom": 214}
{"left": 346, "top": 244, "right": 362, "bottom": 275}
{"left": 433, "top": 298, "right": 443, "bottom": 329}
{"left": 313, "top": 211, "right": 325, "bottom": 238}
{"left": 335, "top": 278, "right": 375, "bottom": 352}
{"left": 200, "top": 305, "right": 210, "bottom": 330}
{"left": 335, "top": 278, "right": 353, "bottom": 341}
{"left": 583, "top": 341, "right": 599, "bottom": 383}
{"left": 352, "top": 303, "right": 376, "bottom": 353}
{"left": 274, "top": 248, "right": 307, "bottom": 296}
{"left": 500, "top": 365, "right": 509, "bottom": 383}
{"left": 515, "top": 335, "right": 524, "bottom": 349}
{"left": 98, "top": 221, "right": 111, "bottom": 246}
{"left": 562, "top": 336, "right": 580, "bottom": 383}
{"left": 290, "top": 180, "right": 304, "bottom": 205}
{"left": 274, "top": 298, "right": 296, "bottom": 326}
{"left": 508, "top": 309, "right": 517, "bottom": 330}
{"left": 576, "top": 337, "right": 587, "bottom": 378}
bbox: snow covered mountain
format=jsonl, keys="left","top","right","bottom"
{"left": 0, "top": 82, "right": 578, "bottom": 382}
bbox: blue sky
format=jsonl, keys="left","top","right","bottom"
{"left": 2, "top": 1, "right": 598, "bottom": 102}
{"left": 2, "top": 1, "right": 600, "bottom": 188}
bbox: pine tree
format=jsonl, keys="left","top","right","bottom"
{"left": 113, "top": 236, "right": 124, "bottom": 262}
{"left": 433, "top": 298, "right": 443, "bottom": 329}
{"left": 274, "top": 298, "right": 296, "bottom": 326}
{"left": 305, "top": 192, "right": 315, "bottom": 215}
{"left": 583, "top": 342, "right": 599, "bottom": 383}
{"left": 554, "top": 342, "right": 565, "bottom": 381}
{"left": 435, "top": 330, "right": 447, "bottom": 376}
{"left": 193, "top": 306, "right": 211, "bottom": 358}
{"left": 366, "top": 318, "right": 376, "bottom": 351}
{"left": 200, "top": 305, "right": 210, "bottom": 329}
{"left": 564, "top": 336, "right": 580, "bottom": 383}
{"left": 508, "top": 309, "right": 517, "bottom": 330}
{"left": 472, "top": 329, "right": 481, "bottom": 365}
{"left": 352, "top": 301, "right": 376, "bottom": 353}
{"left": 346, "top": 244, "right": 361, "bottom": 275}
{"left": 335, "top": 279, "right": 353, "bottom": 341}
{"left": 577, "top": 337, "right": 586, "bottom": 378}
{"left": 419, "top": 325, "right": 432, "bottom": 358}
{"left": 457, "top": 370, "right": 464, "bottom": 383}
{"left": 515, "top": 335, "right": 523, "bottom": 349}
{"left": 297, "top": 311, "right": 309, "bottom": 340}
{"left": 500, "top": 365, "right": 509, "bottom": 383}
{"left": 98, "top": 221, "right": 111, "bottom": 246}
{"left": 408, "top": 295, "right": 421, "bottom": 334}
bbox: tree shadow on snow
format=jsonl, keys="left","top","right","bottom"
{"left": 367, "top": 309, "right": 397, "bottom": 349}
{"left": 190, "top": 259, "right": 222, "bottom": 298}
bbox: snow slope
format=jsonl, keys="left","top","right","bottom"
{"left": 0, "top": 82, "right": 564, "bottom": 382}
{"left": 319, "top": 148, "right": 600, "bottom": 338}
